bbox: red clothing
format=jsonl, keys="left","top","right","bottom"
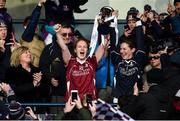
{"left": 65, "top": 56, "right": 97, "bottom": 101}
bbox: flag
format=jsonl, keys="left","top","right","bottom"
{"left": 93, "top": 99, "right": 134, "bottom": 121}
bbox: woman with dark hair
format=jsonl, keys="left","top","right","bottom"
{"left": 110, "top": 19, "right": 146, "bottom": 107}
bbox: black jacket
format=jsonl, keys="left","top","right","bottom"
{"left": 0, "top": 44, "right": 11, "bottom": 81}
{"left": 4, "top": 64, "right": 50, "bottom": 103}
{"left": 39, "top": 40, "right": 74, "bottom": 96}
{"left": 121, "top": 67, "right": 180, "bottom": 120}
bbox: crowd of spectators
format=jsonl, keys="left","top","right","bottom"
{"left": 0, "top": 0, "right": 180, "bottom": 120}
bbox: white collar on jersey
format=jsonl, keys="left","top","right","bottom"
{"left": 76, "top": 57, "right": 87, "bottom": 64}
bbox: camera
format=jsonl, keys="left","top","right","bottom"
{"left": 71, "top": 90, "right": 78, "bottom": 102}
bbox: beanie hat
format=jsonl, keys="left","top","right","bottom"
{"left": 8, "top": 101, "right": 25, "bottom": 120}
{"left": 127, "top": 7, "right": 139, "bottom": 15}
{"left": 126, "top": 7, "right": 139, "bottom": 21}
{"left": 174, "top": 0, "right": 180, "bottom": 5}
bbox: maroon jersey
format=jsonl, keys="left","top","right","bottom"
{"left": 65, "top": 56, "right": 98, "bottom": 101}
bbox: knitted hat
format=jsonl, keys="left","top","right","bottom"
{"left": 8, "top": 101, "right": 25, "bottom": 120}
{"left": 126, "top": 7, "right": 139, "bottom": 21}
{"left": 127, "top": 7, "right": 139, "bottom": 15}
{"left": 174, "top": 0, "right": 180, "bottom": 5}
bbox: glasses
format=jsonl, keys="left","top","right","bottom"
{"left": 176, "top": 8, "right": 180, "bottom": 11}
{"left": 61, "top": 33, "right": 74, "bottom": 37}
{"left": 149, "top": 56, "right": 160, "bottom": 60}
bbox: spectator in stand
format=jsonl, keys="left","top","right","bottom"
{"left": 0, "top": 0, "right": 14, "bottom": 43}
{"left": 146, "top": 36, "right": 179, "bottom": 87}
{"left": 39, "top": 23, "right": 75, "bottom": 114}
{"left": 4, "top": 46, "right": 50, "bottom": 113}
{"left": 167, "top": 0, "right": 180, "bottom": 37}
{"left": 0, "top": 83, "right": 39, "bottom": 120}
{"left": 20, "top": 0, "right": 46, "bottom": 67}
{"left": 122, "top": 7, "right": 139, "bottom": 38}
{"left": 121, "top": 49, "right": 180, "bottom": 120}
{"left": 0, "top": 82, "right": 16, "bottom": 120}
{"left": 8, "top": 102, "right": 39, "bottom": 120}
{"left": 143, "top": 43, "right": 169, "bottom": 93}
{"left": 120, "top": 7, "right": 151, "bottom": 54}
{"left": 53, "top": 23, "right": 107, "bottom": 102}
{"left": 0, "top": 18, "right": 19, "bottom": 82}
{"left": 146, "top": 10, "right": 164, "bottom": 39}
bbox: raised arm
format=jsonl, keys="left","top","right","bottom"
{"left": 22, "top": 0, "right": 46, "bottom": 42}
{"left": 147, "top": 12, "right": 163, "bottom": 39}
{"left": 95, "top": 36, "right": 107, "bottom": 63}
{"left": 54, "top": 24, "right": 71, "bottom": 66}
{"left": 135, "top": 20, "right": 145, "bottom": 51}
{"left": 135, "top": 20, "right": 146, "bottom": 67}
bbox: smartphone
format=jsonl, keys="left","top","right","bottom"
{"left": 86, "top": 94, "right": 92, "bottom": 106}
{"left": 71, "top": 90, "right": 78, "bottom": 102}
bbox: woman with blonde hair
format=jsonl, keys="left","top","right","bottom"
{"left": 4, "top": 46, "right": 50, "bottom": 112}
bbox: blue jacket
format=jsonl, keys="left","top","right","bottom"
{"left": 95, "top": 52, "right": 115, "bottom": 88}
{"left": 94, "top": 30, "right": 115, "bottom": 89}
